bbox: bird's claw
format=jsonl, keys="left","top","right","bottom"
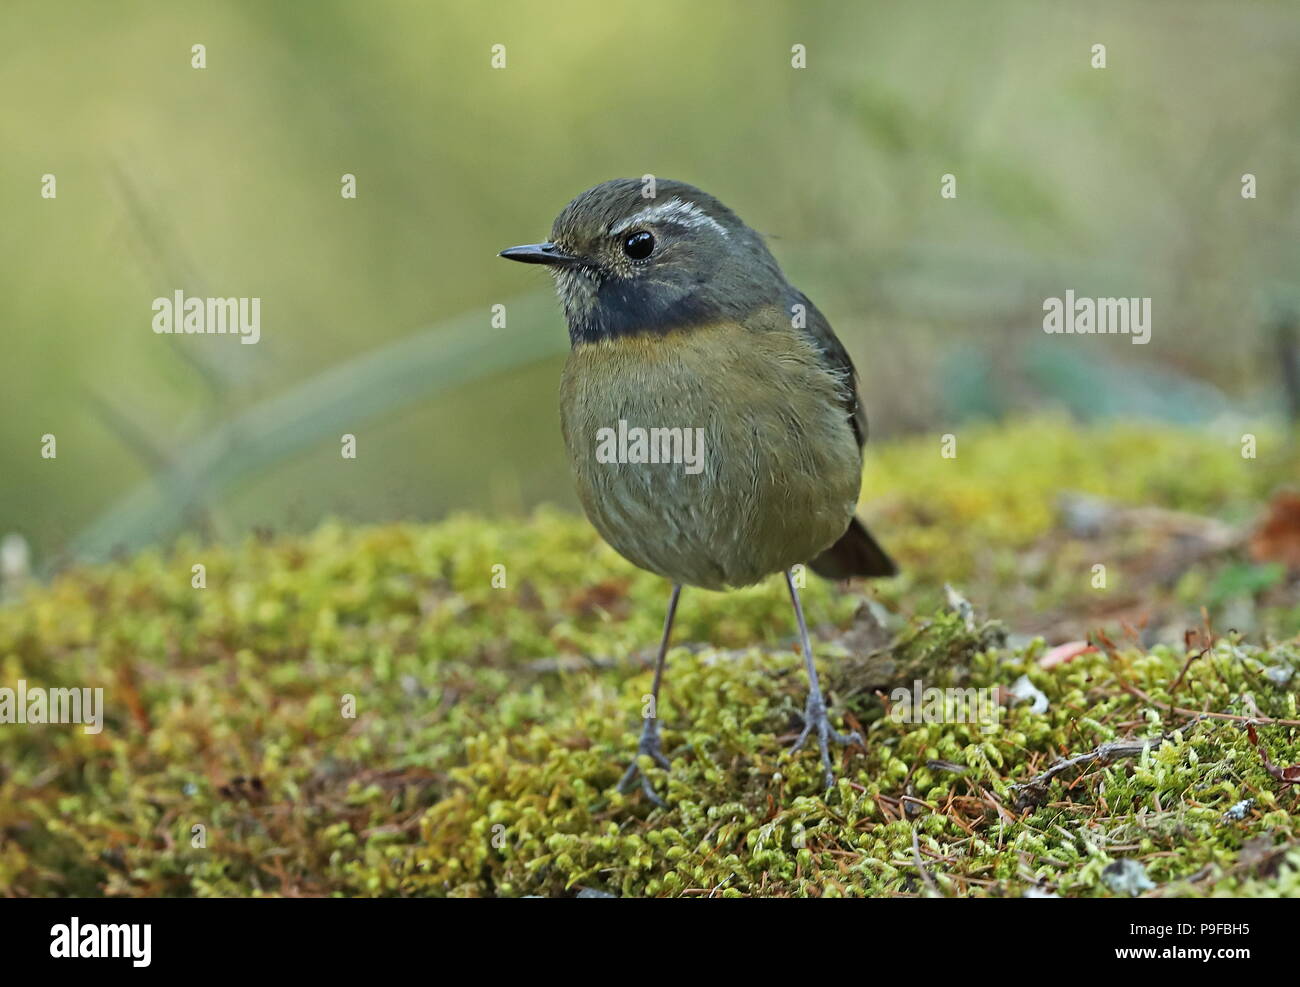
{"left": 617, "top": 721, "right": 671, "bottom": 807}
{"left": 789, "top": 693, "right": 862, "bottom": 790}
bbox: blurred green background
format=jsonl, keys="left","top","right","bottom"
{"left": 2, "top": 0, "right": 1298, "bottom": 566}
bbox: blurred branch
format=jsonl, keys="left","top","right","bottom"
{"left": 109, "top": 157, "right": 229, "bottom": 403}
{"left": 82, "top": 389, "right": 175, "bottom": 476}
{"left": 1277, "top": 319, "right": 1300, "bottom": 426}
{"left": 68, "top": 292, "right": 564, "bottom": 565}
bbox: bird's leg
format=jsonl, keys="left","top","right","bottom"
{"left": 786, "top": 570, "right": 862, "bottom": 789}
{"left": 617, "top": 583, "right": 682, "bottom": 807}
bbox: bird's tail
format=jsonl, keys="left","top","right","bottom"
{"left": 809, "top": 516, "right": 898, "bottom": 579}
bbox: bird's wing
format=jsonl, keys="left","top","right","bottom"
{"left": 790, "top": 290, "right": 867, "bottom": 449}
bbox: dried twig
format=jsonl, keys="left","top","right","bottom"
{"left": 911, "top": 827, "right": 942, "bottom": 897}
{"left": 1011, "top": 720, "right": 1206, "bottom": 810}
{"left": 1118, "top": 680, "right": 1300, "bottom": 727}
{"left": 1169, "top": 616, "right": 1216, "bottom": 697}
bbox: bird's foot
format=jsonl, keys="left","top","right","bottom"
{"left": 617, "top": 720, "right": 671, "bottom": 807}
{"left": 790, "top": 690, "right": 862, "bottom": 790}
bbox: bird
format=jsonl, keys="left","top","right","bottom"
{"left": 500, "top": 178, "right": 897, "bottom": 805}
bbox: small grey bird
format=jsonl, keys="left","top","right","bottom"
{"left": 501, "top": 178, "right": 896, "bottom": 804}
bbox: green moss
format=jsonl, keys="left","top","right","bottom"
{"left": 1, "top": 418, "right": 1298, "bottom": 896}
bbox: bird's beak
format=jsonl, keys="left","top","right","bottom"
{"left": 498, "top": 242, "right": 582, "bottom": 268}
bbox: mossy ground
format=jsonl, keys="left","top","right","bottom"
{"left": 2, "top": 418, "right": 1299, "bottom": 897}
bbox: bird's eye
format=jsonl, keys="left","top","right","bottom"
{"left": 622, "top": 230, "right": 655, "bottom": 260}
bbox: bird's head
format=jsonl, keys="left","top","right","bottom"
{"left": 500, "top": 178, "right": 787, "bottom": 345}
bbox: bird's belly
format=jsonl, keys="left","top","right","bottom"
{"left": 559, "top": 324, "right": 862, "bottom": 590}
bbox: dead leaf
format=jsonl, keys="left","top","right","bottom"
{"left": 1039, "top": 640, "right": 1095, "bottom": 668}
{"left": 834, "top": 599, "right": 892, "bottom": 655}
{"left": 1237, "top": 834, "right": 1293, "bottom": 879}
{"left": 1249, "top": 491, "right": 1300, "bottom": 573}
{"left": 1246, "top": 722, "right": 1300, "bottom": 785}
{"left": 565, "top": 579, "right": 632, "bottom": 617}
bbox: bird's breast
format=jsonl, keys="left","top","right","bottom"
{"left": 559, "top": 321, "right": 862, "bottom": 589}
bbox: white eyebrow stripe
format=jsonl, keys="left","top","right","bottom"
{"left": 610, "top": 197, "right": 729, "bottom": 238}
